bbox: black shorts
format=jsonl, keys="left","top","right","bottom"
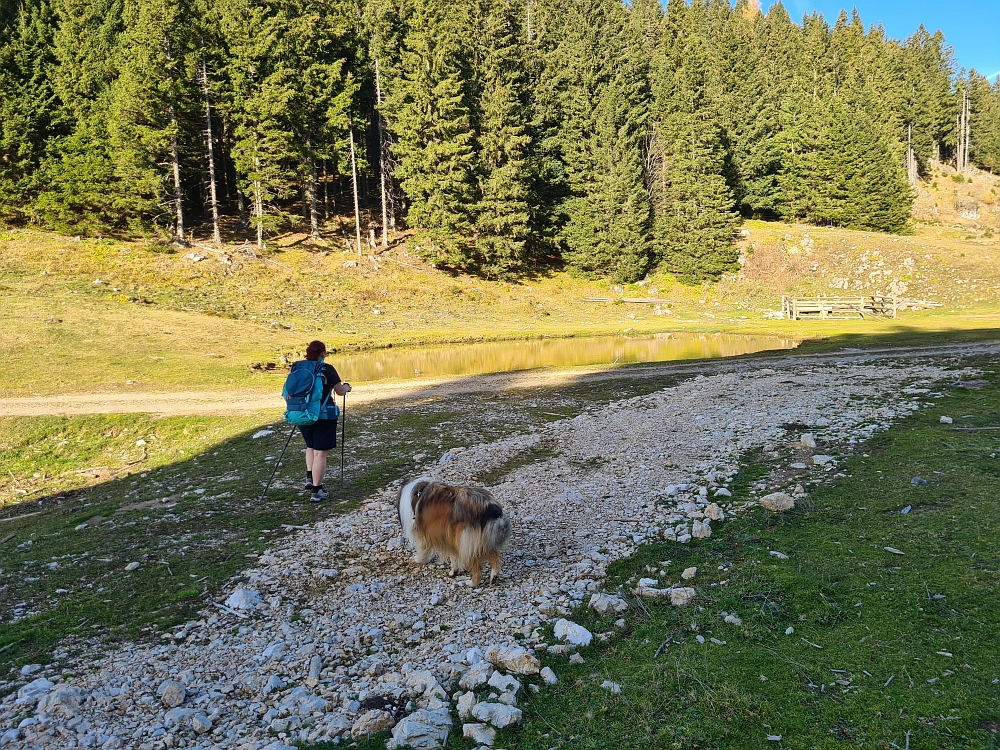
{"left": 299, "top": 418, "right": 338, "bottom": 451}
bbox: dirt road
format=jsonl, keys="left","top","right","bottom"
{"left": 2, "top": 341, "right": 998, "bottom": 417}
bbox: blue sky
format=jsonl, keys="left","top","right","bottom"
{"left": 779, "top": 0, "right": 1000, "bottom": 81}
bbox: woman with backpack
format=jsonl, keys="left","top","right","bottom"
{"left": 289, "top": 340, "right": 351, "bottom": 502}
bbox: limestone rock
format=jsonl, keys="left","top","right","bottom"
{"left": 487, "top": 671, "right": 521, "bottom": 695}
{"left": 691, "top": 519, "right": 712, "bottom": 538}
{"left": 387, "top": 707, "right": 452, "bottom": 749}
{"left": 540, "top": 667, "right": 558, "bottom": 685}
{"left": 812, "top": 454, "right": 834, "bottom": 466}
{"left": 553, "top": 619, "right": 593, "bottom": 647}
{"left": 471, "top": 702, "right": 523, "bottom": 729}
{"left": 669, "top": 587, "right": 697, "bottom": 607}
{"left": 459, "top": 661, "right": 494, "bottom": 690}
{"left": 800, "top": 433, "right": 817, "bottom": 448}
{"left": 191, "top": 712, "right": 212, "bottom": 734}
{"left": 600, "top": 680, "right": 622, "bottom": 694}
{"left": 485, "top": 645, "right": 540, "bottom": 675}
{"left": 352, "top": 709, "right": 395, "bottom": 737}
{"left": 704, "top": 503, "right": 725, "bottom": 521}
{"left": 759, "top": 492, "right": 795, "bottom": 512}
{"left": 681, "top": 567, "right": 697, "bottom": 580}
{"left": 456, "top": 691, "right": 477, "bottom": 719}
{"left": 463, "top": 723, "right": 496, "bottom": 746}
{"left": 158, "top": 680, "right": 186, "bottom": 708}
{"left": 17, "top": 677, "right": 54, "bottom": 702}
{"left": 589, "top": 592, "right": 629, "bottom": 614}
{"left": 37, "top": 685, "right": 83, "bottom": 716}
{"left": 225, "top": 588, "right": 262, "bottom": 611}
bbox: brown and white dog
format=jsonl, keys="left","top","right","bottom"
{"left": 398, "top": 477, "right": 511, "bottom": 585}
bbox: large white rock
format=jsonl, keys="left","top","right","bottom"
{"left": 485, "top": 645, "right": 540, "bottom": 675}
{"left": 553, "top": 619, "right": 593, "bottom": 647}
{"left": 471, "top": 702, "right": 523, "bottom": 729}
{"left": 589, "top": 593, "right": 628, "bottom": 615}
{"left": 540, "top": 667, "right": 559, "bottom": 685}
{"left": 387, "top": 707, "right": 452, "bottom": 749}
{"left": 17, "top": 677, "right": 54, "bottom": 703}
{"left": 457, "top": 691, "right": 477, "bottom": 719}
{"left": 37, "top": 685, "right": 83, "bottom": 716}
{"left": 406, "top": 670, "right": 447, "bottom": 701}
{"left": 800, "top": 433, "right": 817, "bottom": 448}
{"left": 759, "top": 492, "right": 795, "bottom": 512}
{"left": 225, "top": 588, "right": 262, "bottom": 611}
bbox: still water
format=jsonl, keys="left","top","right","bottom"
{"left": 332, "top": 332, "right": 797, "bottom": 383}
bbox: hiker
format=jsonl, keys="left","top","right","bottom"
{"left": 293, "top": 340, "right": 351, "bottom": 502}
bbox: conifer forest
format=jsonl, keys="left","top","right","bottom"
{"left": 1, "top": 0, "right": 999, "bottom": 283}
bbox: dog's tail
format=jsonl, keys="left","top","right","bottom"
{"left": 459, "top": 512, "right": 511, "bottom": 569}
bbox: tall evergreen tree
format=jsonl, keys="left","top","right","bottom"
{"left": 384, "top": 0, "right": 477, "bottom": 265}
{"left": 650, "top": 0, "right": 739, "bottom": 282}
{"left": 472, "top": 0, "right": 533, "bottom": 278}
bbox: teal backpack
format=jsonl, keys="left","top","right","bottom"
{"left": 282, "top": 360, "right": 340, "bottom": 425}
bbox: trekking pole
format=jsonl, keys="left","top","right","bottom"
{"left": 340, "top": 392, "right": 347, "bottom": 486}
{"left": 259, "top": 426, "right": 296, "bottom": 502}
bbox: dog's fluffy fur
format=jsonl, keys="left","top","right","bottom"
{"left": 398, "top": 477, "right": 511, "bottom": 585}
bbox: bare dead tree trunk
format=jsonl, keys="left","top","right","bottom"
{"left": 374, "top": 58, "right": 391, "bottom": 247}
{"left": 201, "top": 57, "right": 222, "bottom": 244}
{"left": 964, "top": 90, "right": 971, "bottom": 171}
{"left": 306, "top": 156, "right": 320, "bottom": 241}
{"left": 348, "top": 119, "right": 363, "bottom": 255}
{"left": 169, "top": 104, "right": 187, "bottom": 246}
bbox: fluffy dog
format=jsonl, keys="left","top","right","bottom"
{"left": 398, "top": 477, "right": 511, "bottom": 585}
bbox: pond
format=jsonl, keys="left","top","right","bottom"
{"left": 331, "top": 332, "right": 797, "bottom": 383}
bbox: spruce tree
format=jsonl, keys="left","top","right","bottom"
{"left": 650, "top": 9, "right": 739, "bottom": 282}
{"left": 384, "top": 0, "right": 477, "bottom": 265}
{"left": 472, "top": 0, "right": 533, "bottom": 278}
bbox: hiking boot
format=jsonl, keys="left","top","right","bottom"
{"left": 304, "top": 472, "right": 315, "bottom": 492}
{"left": 310, "top": 485, "right": 329, "bottom": 502}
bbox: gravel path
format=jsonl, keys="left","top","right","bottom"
{"left": 1, "top": 346, "right": 992, "bottom": 750}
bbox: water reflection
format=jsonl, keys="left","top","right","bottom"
{"left": 334, "top": 333, "right": 796, "bottom": 383}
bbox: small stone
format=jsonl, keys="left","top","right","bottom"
{"left": 352, "top": 709, "right": 395, "bottom": 737}
{"left": 457, "top": 691, "right": 477, "bottom": 718}
{"left": 37, "top": 685, "right": 83, "bottom": 716}
{"left": 569, "top": 653, "right": 585, "bottom": 664}
{"left": 471, "top": 702, "right": 523, "bottom": 729}
{"left": 261, "top": 675, "right": 285, "bottom": 694}
{"left": 713, "top": 488, "right": 731, "bottom": 498}
{"left": 789, "top": 462, "right": 808, "bottom": 470}
{"left": 800, "top": 433, "right": 817, "bottom": 448}
{"left": 940, "top": 416, "right": 953, "bottom": 424}
{"left": 724, "top": 614, "right": 743, "bottom": 626}
{"left": 911, "top": 476, "right": 928, "bottom": 486}
{"left": 669, "top": 587, "right": 697, "bottom": 607}
{"left": 553, "top": 619, "right": 593, "bottom": 647}
{"left": 19, "top": 664, "right": 41, "bottom": 676}
{"left": 306, "top": 654, "right": 322, "bottom": 686}
{"left": 225, "top": 588, "right": 262, "bottom": 611}
{"left": 540, "top": 667, "right": 558, "bottom": 685}
{"left": 759, "top": 492, "right": 795, "bottom": 512}
{"left": 884, "top": 547, "right": 904, "bottom": 555}
{"left": 589, "top": 593, "right": 628, "bottom": 614}
{"left": 261, "top": 640, "right": 288, "bottom": 660}
{"left": 681, "top": 567, "right": 697, "bottom": 580}
{"left": 191, "top": 712, "right": 212, "bottom": 734}
{"left": 600, "top": 680, "right": 622, "bottom": 694}
{"left": 463, "top": 723, "right": 496, "bottom": 746}
{"left": 769, "top": 550, "right": 789, "bottom": 560}
{"left": 704, "top": 503, "right": 725, "bottom": 521}
{"left": 459, "top": 661, "right": 494, "bottom": 690}
{"left": 785, "top": 626, "right": 794, "bottom": 635}
{"left": 485, "top": 645, "right": 540, "bottom": 675}
{"left": 387, "top": 707, "right": 452, "bottom": 749}
{"left": 124, "top": 561, "right": 140, "bottom": 572}
{"left": 158, "top": 680, "right": 186, "bottom": 708}
{"left": 75, "top": 523, "right": 88, "bottom": 531}
{"left": 812, "top": 454, "right": 834, "bottom": 466}
{"left": 691, "top": 519, "right": 712, "bottom": 539}
{"left": 487, "top": 672, "right": 521, "bottom": 695}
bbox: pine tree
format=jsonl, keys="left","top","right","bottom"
{"left": 967, "top": 71, "right": 1000, "bottom": 172}
{"left": 472, "top": 0, "right": 533, "bottom": 278}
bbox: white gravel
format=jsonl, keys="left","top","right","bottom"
{"left": 1, "top": 352, "right": 986, "bottom": 750}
